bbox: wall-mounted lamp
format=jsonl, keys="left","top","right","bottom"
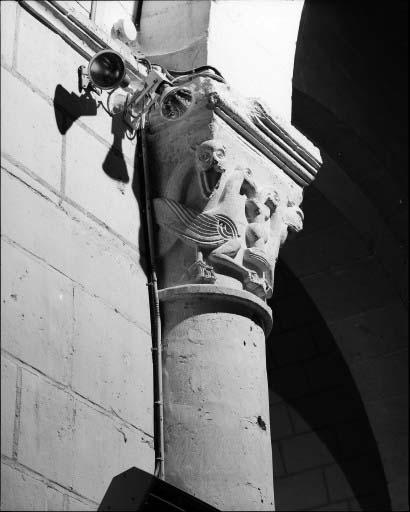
{"left": 78, "top": 50, "right": 225, "bottom": 132}
{"left": 87, "top": 49, "right": 131, "bottom": 90}
{"left": 78, "top": 49, "right": 200, "bottom": 131}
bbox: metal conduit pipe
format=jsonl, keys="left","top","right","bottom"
{"left": 22, "top": 0, "right": 166, "bottom": 480}
{"left": 138, "top": 113, "right": 165, "bottom": 480}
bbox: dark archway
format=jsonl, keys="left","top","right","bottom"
{"left": 266, "top": 0, "right": 408, "bottom": 510}
{"left": 292, "top": 0, "right": 408, "bottom": 252}
{"left": 267, "top": 261, "right": 391, "bottom": 511}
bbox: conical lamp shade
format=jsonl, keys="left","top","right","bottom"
{"left": 88, "top": 49, "right": 130, "bottom": 90}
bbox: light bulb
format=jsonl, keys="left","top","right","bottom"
{"left": 108, "top": 89, "right": 129, "bottom": 114}
{"left": 159, "top": 86, "right": 194, "bottom": 120}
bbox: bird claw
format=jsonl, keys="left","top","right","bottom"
{"left": 244, "top": 271, "right": 268, "bottom": 299}
{"left": 186, "top": 260, "right": 217, "bottom": 284}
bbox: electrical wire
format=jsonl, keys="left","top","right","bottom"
{"left": 139, "top": 57, "right": 152, "bottom": 72}
{"left": 104, "top": 88, "right": 120, "bottom": 116}
{"left": 171, "top": 72, "right": 226, "bottom": 85}
{"left": 97, "top": 98, "right": 113, "bottom": 117}
{"left": 167, "top": 65, "right": 224, "bottom": 78}
{"left": 138, "top": 114, "right": 165, "bottom": 481}
{"left": 126, "top": 131, "right": 138, "bottom": 140}
{"left": 133, "top": 55, "right": 152, "bottom": 77}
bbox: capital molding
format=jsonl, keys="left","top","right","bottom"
{"left": 159, "top": 284, "right": 273, "bottom": 335}
{"left": 207, "top": 85, "right": 321, "bottom": 187}
{"left": 147, "top": 75, "right": 321, "bottom": 301}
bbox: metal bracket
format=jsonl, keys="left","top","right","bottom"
{"left": 77, "top": 65, "right": 101, "bottom": 95}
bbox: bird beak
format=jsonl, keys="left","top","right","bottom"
{"left": 200, "top": 162, "right": 224, "bottom": 198}
{"left": 240, "top": 173, "right": 257, "bottom": 197}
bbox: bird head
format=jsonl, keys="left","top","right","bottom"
{"left": 245, "top": 186, "right": 280, "bottom": 222}
{"left": 239, "top": 168, "right": 257, "bottom": 198}
{"left": 195, "top": 139, "right": 226, "bottom": 198}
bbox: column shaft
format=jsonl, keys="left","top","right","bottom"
{"left": 160, "top": 286, "right": 274, "bottom": 511}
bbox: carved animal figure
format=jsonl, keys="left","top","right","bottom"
{"left": 194, "top": 139, "right": 227, "bottom": 199}
{"left": 243, "top": 189, "right": 304, "bottom": 298}
{"left": 153, "top": 167, "right": 259, "bottom": 285}
{"left": 242, "top": 189, "right": 278, "bottom": 297}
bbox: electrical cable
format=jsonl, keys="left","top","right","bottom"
{"left": 133, "top": 55, "right": 152, "bottom": 77}
{"left": 126, "top": 131, "right": 137, "bottom": 140}
{"left": 168, "top": 65, "right": 224, "bottom": 78}
{"left": 139, "top": 57, "right": 152, "bottom": 72}
{"left": 104, "top": 88, "right": 119, "bottom": 116}
{"left": 171, "top": 72, "right": 226, "bottom": 85}
{"left": 138, "top": 114, "right": 165, "bottom": 481}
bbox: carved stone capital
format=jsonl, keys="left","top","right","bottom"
{"left": 147, "top": 76, "right": 321, "bottom": 301}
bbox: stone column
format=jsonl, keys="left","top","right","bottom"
{"left": 146, "top": 76, "right": 321, "bottom": 510}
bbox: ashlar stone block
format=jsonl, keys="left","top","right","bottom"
{"left": 0, "top": 0, "right": 17, "bottom": 67}
{"left": 1, "top": 170, "right": 150, "bottom": 330}
{"left": 1, "top": 357, "right": 17, "bottom": 458}
{"left": 71, "top": 400, "right": 154, "bottom": 503}
{"left": 16, "top": 7, "right": 88, "bottom": 101}
{"left": 64, "top": 122, "right": 139, "bottom": 244}
{"left": 1, "top": 240, "right": 74, "bottom": 384}
{"left": 18, "top": 370, "right": 76, "bottom": 488}
{"left": 66, "top": 495, "right": 97, "bottom": 511}
{"left": 281, "top": 430, "right": 336, "bottom": 474}
{"left": 71, "top": 287, "right": 153, "bottom": 433}
{"left": 0, "top": 463, "right": 65, "bottom": 512}
{"left": 1, "top": 69, "right": 63, "bottom": 190}
{"left": 275, "top": 469, "right": 328, "bottom": 510}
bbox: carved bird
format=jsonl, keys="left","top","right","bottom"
{"left": 153, "top": 167, "right": 258, "bottom": 283}
{"left": 194, "top": 139, "right": 227, "bottom": 199}
{"left": 153, "top": 197, "right": 240, "bottom": 250}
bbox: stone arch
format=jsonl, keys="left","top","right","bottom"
{"left": 267, "top": 1, "right": 408, "bottom": 509}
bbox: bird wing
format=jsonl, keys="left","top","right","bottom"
{"left": 243, "top": 247, "right": 271, "bottom": 270}
{"left": 153, "top": 198, "right": 239, "bottom": 248}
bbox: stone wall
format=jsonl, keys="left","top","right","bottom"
{"left": 268, "top": 247, "right": 407, "bottom": 511}
{"left": 1, "top": 1, "right": 407, "bottom": 511}
{"left": 1, "top": 1, "right": 154, "bottom": 510}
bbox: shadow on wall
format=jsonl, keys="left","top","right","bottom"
{"left": 53, "top": 84, "right": 149, "bottom": 278}
{"left": 53, "top": 84, "right": 129, "bottom": 182}
{"left": 267, "top": 261, "right": 391, "bottom": 511}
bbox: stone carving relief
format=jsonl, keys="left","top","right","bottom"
{"left": 147, "top": 77, "right": 320, "bottom": 300}
{"left": 153, "top": 140, "right": 304, "bottom": 301}
{"left": 194, "top": 139, "right": 227, "bottom": 199}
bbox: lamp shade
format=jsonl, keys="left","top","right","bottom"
{"left": 88, "top": 49, "right": 130, "bottom": 90}
{"left": 159, "top": 85, "right": 194, "bottom": 120}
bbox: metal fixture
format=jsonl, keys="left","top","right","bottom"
{"left": 88, "top": 49, "right": 131, "bottom": 90}
{"left": 78, "top": 49, "right": 224, "bottom": 131}
{"left": 111, "top": 18, "right": 138, "bottom": 44}
{"left": 138, "top": 113, "right": 165, "bottom": 480}
{"left": 78, "top": 49, "right": 192, "bottom": 129}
